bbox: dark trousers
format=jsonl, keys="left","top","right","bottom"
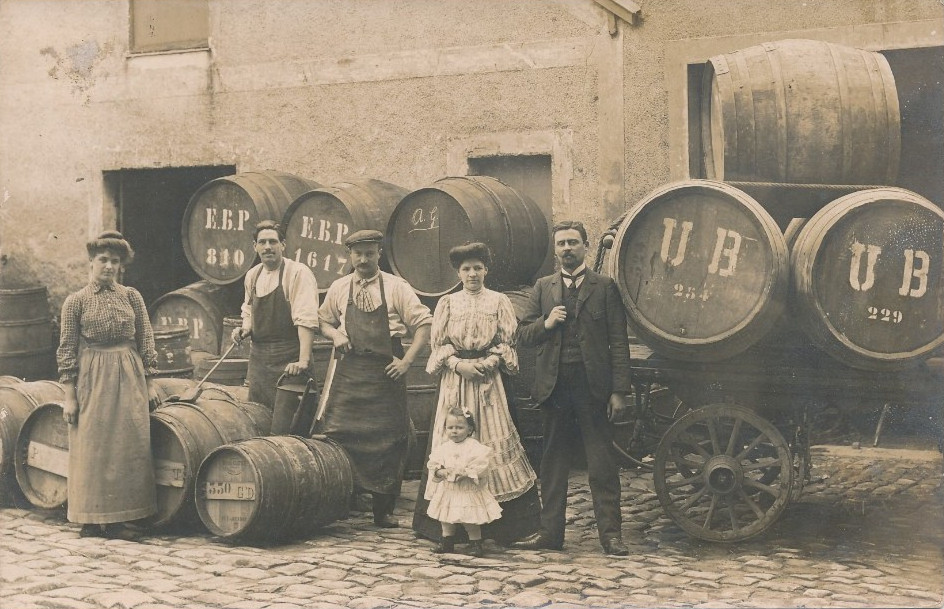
{"left": 372, "top": 492, "right": 396, "bottom": 519}
{"left": 539, "top": 363, "right": 622, "bottom": 545}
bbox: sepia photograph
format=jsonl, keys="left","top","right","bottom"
{"left": 0, "top": 1, "right": 942, "bottom": 607}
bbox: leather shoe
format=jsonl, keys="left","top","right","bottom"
{"left": 373, "top": 514, "right": 400, "bottom": 528}
{"left": 510, "top": 532, "right": 563, "bottom": 551}
{"left": 602, "top": 537, "right": 629, "bottom": 556}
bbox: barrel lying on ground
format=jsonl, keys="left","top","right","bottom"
{"left": 0, "top": 285, "right": 56, "bottom": 380}
{"left": 182, "top": 171, "right": 321, "bottom": 285}
{"left": 283, "top": 179, "right": 408, "bottom": 294}
{"left": 701, "top": 39, "right": 900, "bottom": 185}
{"left": 195, "top": 435, "right": 352, "bottom": 542}
{"left": 608, "top": 180, "right": 789, "bottom": 361}
{"left": 386, "top": 176, "right": 548, "bottom": 297}
{"left": 0, "top": 382, "right": 64, "bottom": 506}
{"left": 14, "top": 402, "right": 69, "bottom": 509}
{"left": 148, "top": 396, "right": 271, "bottom": 529}
{"left": 791, "top": 187, "right": 944, "bottom": 370}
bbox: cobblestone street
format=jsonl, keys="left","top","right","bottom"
{"left": 2, "top": 444, "right": 942, "bottom": 608}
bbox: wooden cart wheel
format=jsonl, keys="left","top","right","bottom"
{"left": 653, "top": 403, "right": 794, "bottom": 542}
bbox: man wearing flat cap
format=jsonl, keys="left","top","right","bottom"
{"left": 318, "top": 229, "right": 432, "bottom": 527}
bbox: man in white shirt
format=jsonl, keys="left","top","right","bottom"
{"left": 318, "top": 229, "right": 432, "bottom": 528}
{"left": 232, "top": 220, "right": 319, "bottom": 421}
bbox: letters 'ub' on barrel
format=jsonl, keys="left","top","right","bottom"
{"left": 791, "top": 187, "right": 944, "bottom": 371}
{"left": 608, "top": 180, "right": 789, "bottom": 362}
{"left": 182, "top": 171, "right": 321, "bottom": 285}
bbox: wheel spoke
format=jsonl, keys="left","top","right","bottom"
{"left": 676, "top": 433, "right": 713, "bottom": 460}
{"left": 702, "top": 494, "right": 718, "bottom": 529}
{"left": 676, "top": 485, "right": 708, "bottom": 511}
{"left": 725, "top": 418, "right": 742, "bottom": 456}
{"left": 741, "top": 458, "right": 782, "bottom": 471}
{"left": 735, "top": 430, "right": 768, "bottom": 462}
{"left": 706, "top": 418, "right": 721, "bottom": 454}
{"left": 738, "top": 488, "right": 766, "bottom": 519}
{"left": 743, "top": 478, "right": 779, "bottom": 498}
{"left": 725, "top": 495, "right": 740, "bottom": 534}
{"left": 665, "top": 474, "right": 702, "bottom": 489}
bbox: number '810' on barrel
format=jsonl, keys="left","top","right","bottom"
{"left": 608, "top": 180, "right": 789, "bottom": 362}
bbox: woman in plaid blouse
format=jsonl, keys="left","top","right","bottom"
{"left": 57, "top": 231, "right": 160, "bottom": 539}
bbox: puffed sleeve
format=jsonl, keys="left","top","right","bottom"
{"left": 489, "top": 292, "right": 519, "bottom": 375}
{"left": 129, "top": 288, "right": 159, "bottom": 376}
{"left": 426, "top": 443, "right": 447, "bottom": 483}
{"left": 425, "top": 295, "right": 457, "bottom": 375}
{"left": 460, "top": 440, "right": 492, "bottom": 483}
{"left": 56, "top": 293, "right": 81, "bottom": 383}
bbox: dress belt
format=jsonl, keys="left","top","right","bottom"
{"left": 83, "top": 340, "right": 135, "bottom": 352}
{"left": 455, "top": 349, "right": 489, "bottom": 359}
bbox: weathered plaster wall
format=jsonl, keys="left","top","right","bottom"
{"left": 1, "top": 0, "right": 940, "bottom": 312}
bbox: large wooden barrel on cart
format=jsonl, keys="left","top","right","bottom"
{"left": 0, "top": 381, "right": 64, "bottom": 506}
{"left": 791, "top": 187, "right": 944, "bottom": 370}
{"left": 182, "top": 171, "right": 321, "bottom": 285}
{"left": 152, "top": 324, "right": 194, "bottom": 379}
{"left": 147, "top": 396, "right": 272, "bottom": 529}
{"left": 150, "top": 281, "right": 243, "bottom": 355}
{"left": 0, "top": 286, "right": 56, "bottom": 380}
{"left": 609, "top": 180, "right": 789, "bottom": 361}
{"left": 14, "top": 402, "right": 70, "bottom": 508}
{"left": 283, "top": 179, "right": 408, "bottom": 294}
{"left": 702, "top": 39, "right": 900, "bottom": 185}
{"left": 195, "top": 435, "right": 352, "bottom": 541}
{"left": 386, "top": 176, "right": 548, "bottom": 297}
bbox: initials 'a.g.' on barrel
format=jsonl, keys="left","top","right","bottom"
{"left": 182, "top": 171, "right": 321, "bottom": 285}
{"left": 609, "top": 180, "right": 789, "bottom": 361}
{"left": 791, "top": 188, "right": 944, "bottom": 370}
{"left": 282, "top": 179, "right": 408, "bottom": 294}
{"left": 386, "top": 176, "right": 548, "bottom": 297}
{"left": 702, "top": 39, "right": 900, "bottom": 185}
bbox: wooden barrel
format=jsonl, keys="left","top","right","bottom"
{"left": 195, "top": 435, "right": 353, "bottom": 541}
{"left": 0, "top": 376, "right": 23, "bottom": 386}
{"left": 14, "top": 402, "right": 69, "bottom": 509}
{"left": 283, "top": 179, "right": 408, "bottom": 294}
{"left": 0, "top": 286, "right": 55, "bottom": 380}
{"left": 791, "top": 187, "right": 944, "bottom": 370}
{"left": 702, "top": 39, "right": 900, "bottom": 185}
{"left": 150, "top": 280, "right": 243, "bottom": 355}
{"left": 182, "top": 171, "right": 322, "bottom": 285}
{"left": 404, "top": 385, "right": 438, "bottom": 480}
{"left": 609, "top": 180, "right": 788, "bottom": 361}
{"left": 148, "top": 396, "right": 272, "bottom": 529}
{"left": 222, "top": 316, "right": 251, "bottom": 358}
{"left": 503, "top": 288, "right": 538, "bottom": 402}
{"left": 152, "top": 324, "right": 194, "bottom": 379}
{"left": 193, "top": 356, "right": 249, "bottom": 387}
{"left": 0, "top": 381, "right": 64, "bottom": 506}
{"left": 386, "top": 176, "right": 548, "bottom": 297}
{"left": 149, "top": 378, "right": 241, "bottom": 404}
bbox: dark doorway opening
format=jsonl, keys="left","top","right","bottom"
{"left": 106, "top": 165, "right": 236, "bottom": 307}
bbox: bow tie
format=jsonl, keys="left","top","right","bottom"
{"left": 561, "top": 269, "right": 586, "bottom": 282}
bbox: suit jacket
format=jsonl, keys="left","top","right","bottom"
{"left": 517, "top": 269, "right": 632, "bottom": 406}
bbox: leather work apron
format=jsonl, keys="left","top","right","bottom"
{"left": 246, "top": 263, "right": 300, "bottom": 408}
{"left": 318, "top": 276, "right": 412, "bottom": 495}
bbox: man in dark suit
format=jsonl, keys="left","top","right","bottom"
{"left": 512, "top": 220, "right": 632, "bottom": 556}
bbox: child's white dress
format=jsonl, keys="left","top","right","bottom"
{"left": 426, "top": 437, "right": 503, "bottom": 525}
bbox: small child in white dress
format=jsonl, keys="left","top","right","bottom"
{"left": 427, "top": 407, "right": 502, "bottom": 556}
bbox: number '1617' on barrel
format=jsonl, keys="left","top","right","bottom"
{"left": 608, "top": 180, "right": 788, "bottom": 362}
{"left": 791, "top": 188, "right": 944, "bottom": 370}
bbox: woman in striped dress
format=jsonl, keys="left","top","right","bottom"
{"left": 413, "top": 242, "right": 538, "bottom": 546}
{"left": 58, "top": 231, "right": 160, "bottom": 539}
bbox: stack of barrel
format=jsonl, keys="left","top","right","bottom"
{"left": 0, "top": 285, "right": 56, "bottom": 381}
{"left": 605, "top": 39, "right": 943, "bottom": 375}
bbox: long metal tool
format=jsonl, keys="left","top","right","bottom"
{"left": 168, "top": 340, "right": 240, "bottom": 403}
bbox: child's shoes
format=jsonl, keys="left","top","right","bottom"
{"left": 467, "top": 539, "right": 484, "bottom": 557}
{"left": 434, "top": 536, "right": 455, "bottom": 554}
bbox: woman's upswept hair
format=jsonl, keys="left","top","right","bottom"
{"left": 448, "top": 242, "right": 491, "bottom": 270}
{"left": 86, "top": 230, "right": 134, "bottom": 263}
{"left": 445, "top": 405, "right": 476, "bottom": 434}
